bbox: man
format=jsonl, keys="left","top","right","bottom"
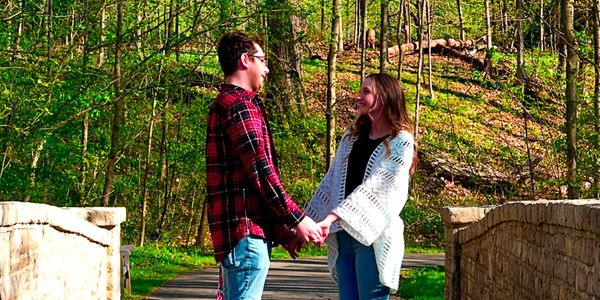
{"left": 205, "top": 31, "right": 323, "bottom": 300}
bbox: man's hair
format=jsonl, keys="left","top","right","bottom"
{"left": 217, "top": 31, "right": 261, "bottom": 76}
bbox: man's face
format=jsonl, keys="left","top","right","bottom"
{"left": 248, "top": 44, "right": 269, "bottom": 92}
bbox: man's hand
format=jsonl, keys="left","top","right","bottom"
{"left": 294, "top": 216, "right": 324, "bottom": 244}
{"left": 282, "top": 232, "right": 304, "bottom": 259}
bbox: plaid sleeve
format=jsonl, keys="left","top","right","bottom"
{"left": 222, "top": 100, "right": 305, "bottom": 228}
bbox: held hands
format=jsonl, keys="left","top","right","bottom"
{"left": 285, "top": 214, "right": 341, "bottom": 258}
{"left": 316, "top": 213, "right": 339, "bottom": 241}
{"left": 294, "top": 216, "right": 326, "bottom": 245}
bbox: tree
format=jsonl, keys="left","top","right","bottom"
{"left": 266, "top": 0, "right": 305, "bottom": 111}
{"left": 594, "top": 0, "right": 600, "bottom": 197}
{"left": 359, "top": 0, "right": 367, "bottom": 83}
{"left": 379, "top": 0, "right": 389, "bottom": 72}
{"left": 562, "top": 0, "right": 579, "bottom": 198}
{"left": 101, "top": 0, "right": 124, "bottom": 207}
{"left": 326, "top": 0, "right": 341, "bottom": 168}
{"left": 414, "top": 0, "right": 425, "bottom": 140}
{"left": 456, "top": 0, "right": 465, "bottom": 41}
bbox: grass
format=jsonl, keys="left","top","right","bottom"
{"left": 126, "top": 246, "right": 216, "bottom": 300}
{"left": 398, "top": 267, "right": 445, "bottom": 300}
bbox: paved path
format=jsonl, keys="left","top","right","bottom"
{"left": 146, "top": 253, "right": 444, "bottom": 300}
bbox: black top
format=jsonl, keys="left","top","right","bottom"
{"left": 344, "top": 133, "right": 389, "bottom": 198}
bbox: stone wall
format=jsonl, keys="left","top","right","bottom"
{"left": 0, "top": 202, "right": 126, "bottom": 300}
{"left": 442, "top": 200, "right": 600, "bottom": 300}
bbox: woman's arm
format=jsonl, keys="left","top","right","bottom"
{"left": 332, "top": 132, "right": 415, "bottom": 245}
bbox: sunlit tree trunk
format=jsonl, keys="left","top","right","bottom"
{"left": 326, "top": 0, "right": 340, "bottom": 168}
{"left": 540, "top": 0, "right": 545, "bottom": 51}
{"left": 404, "top": 1, "right": 411, "bottom": 44}
{"left": 456, "top": 0, "right": 465, "bottom": 40}
{"left": 562, "top": 0, "right": 579, "bottom": 198}
{"left": 23, "top": 140, "right": 46, "bottom": 202}
{"left": 139, "top": 77, "right": 158, "bottom": 246}
{"left": 354, "top": 0, "right": 360, "bottom": 44}
{"left": 415, "top": 0, "right": 425, "bottom": 140}
{"left": 426, "top": 0, "right": 433, "bottom": 100}
{"left": 397, "top": 0, "right": 404, "bottom": 78}
{"left": 379, "top": 0, "right": 388, "bottom": 72}
{"left": 98, "top": 7, "right": 106, "bottom": 67}
{"left": 484, "top": 0, "right": 492, "bottom": 49}
{"left": 593, "top": 0, "right": 600, "bottom": 197}
{"left": 516, "top": 0, "right": 534, "bottom": 198}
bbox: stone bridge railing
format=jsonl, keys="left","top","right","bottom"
{"left": 442, "top": 200, "right": 600, "bottom": 300}
{"left": 0, "top": 202, "right": 126, "bottom": 300}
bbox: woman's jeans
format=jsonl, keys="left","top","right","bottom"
{"left": 220, "top": 235, "right": 272, "bottom": 300}
{"left": 336, "top": 231, "right": 390, "bottom": 300}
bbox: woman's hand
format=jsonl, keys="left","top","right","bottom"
{"left": 316, "top": 213, "right": 340, "bottom": 244}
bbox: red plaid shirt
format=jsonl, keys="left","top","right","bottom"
{"left": 205, "top": 84, "right": 305, "bottom": 263}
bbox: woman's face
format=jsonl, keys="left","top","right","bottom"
{"left": 356, "top": 78, "right": 382, "bottom": 117}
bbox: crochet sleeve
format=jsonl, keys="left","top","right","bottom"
{"left": 333, "top": 132, "right": 414, "bottom": 246}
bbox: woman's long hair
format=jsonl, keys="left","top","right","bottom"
{"left": 349, "top": 73, "right": 418, "bottom": 175}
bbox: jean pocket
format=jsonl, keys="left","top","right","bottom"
{"left": 221, "top": 249, "right": 241, "bottom": 269}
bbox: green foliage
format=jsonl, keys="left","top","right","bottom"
{"left": 270, "top": 107, "right": 327, "bottom": 207}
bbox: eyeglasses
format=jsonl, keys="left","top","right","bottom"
{"left": 251, "top": 54, "right": 267, "bottom": 64}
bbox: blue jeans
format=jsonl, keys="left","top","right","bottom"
{"left": 336, "top": 231, "right": 390, "bottom": 300}
{"left": 220, "top": 235, "right": 272, "bottom": 300}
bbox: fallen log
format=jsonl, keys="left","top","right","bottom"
{"left": 421, "top": 151, "right": 543, "bottom": 190}
{"left": 387, "top": 36, "right": 487, "bottom": 59}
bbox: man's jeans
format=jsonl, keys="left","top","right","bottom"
{"left": 336, "top": 231, "right": 390, "bottom": 300}
{"left": 220, "top": 235, "right": 272, "bottom": 300}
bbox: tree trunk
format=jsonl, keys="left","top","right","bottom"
{"left": 397, "top": 0, "right": 404, "bottom": 79}
{"left": 98, "top": 7, "right": 106, "bottom": 67}
{"left": 562, "top": 0, "right": 579, "bottom": 198}
{"left": 557, "top": 2, "right": 566, "bottom": 74}
{"left": 14, "top": 0, "right": 25, "bottom": 54}
{"left": 195, "top": 198, "right": 209, "bottom": 247}
{"left": 415, "top": 0, "right": 425, "bottom": 140}
{"left": 139, "top": 83, "right": 158, "bottom": 247}
{"left": 23, "top": 140, "right": 46, "bottom": 202}
{"left": 484, "top": 0, "right": 492, "bottom": 50}
{"left": 80, "top": 112, "right": 89, "bottom": 204}
{"left": 101, "top": 0, "right": 124, "bottom": 207}
{"left": 594, "top": 0, "right": 600, "bottom": 197}
{"left": 360, "top": 0, "right": 367, "bottom": 83}
{"left": 266, "top": 0, "right": 305, "bottom": 111}
{"left": 540, "top": 0, "right": 545, "bottom": 51}
{"left": 427, "top": 0, "right": 433, "bottom": 99}
{"left": 326, "top": 0, "right": 340, "bottom": 169}
{"left": 502, "top": 0, "right": 509, "bottom": 34}
{"left": 379, "top": 0, "right": 389, "bottom": 72}
{"left": 321, "top": 0, "right": 327, "bottom": 34}
{"left": 337, "top": 6, "right": 344, "bottom": 51}
{"left": 354, "top": 0, "right": 360, "bottom": 45}
{"left": 404, "top": 1, "right": 411, "bottom": 44}
{"left": 516, "top": 0, "right": 534, "bottom": 198}
{"left": 456, "top": 0, "right": 465, "bottom": 40}
{"left": 516, "top": 0, "right": 524, "bottom": 78}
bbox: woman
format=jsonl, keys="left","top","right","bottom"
{"left": 305, "top": 73, "right": 417, "bottom": 299}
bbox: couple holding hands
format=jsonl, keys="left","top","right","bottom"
{"left": 205, "top": 31, "right": 417, "bottom": 300}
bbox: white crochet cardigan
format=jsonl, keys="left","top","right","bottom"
{"left": 305, "top": 130, "right": 414, "bottom": 293}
